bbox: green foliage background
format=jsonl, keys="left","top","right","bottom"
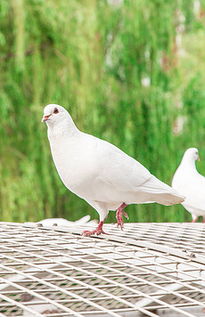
{"left": 1, "top": 0, "right": 205, "bottom": 223}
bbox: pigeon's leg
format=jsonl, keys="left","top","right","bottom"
{"left": 82, "top": 201, "right": 109, "bottom": 236}
{"left": 116, "top": 203, "right": 128, "bottom": 230}
{"left": 192, "top": 215, "right": 198, "bottom": 223}
{"left": 82, "top": 221, "right": 107, "bottom": 236}
{"left": 202, "top": 217, "right": 205, "bottom": 224}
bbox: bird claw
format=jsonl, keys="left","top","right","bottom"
{"left": 82, "top": 221, "right": 108, "bottom": 236}
{"left": 116, "top": 205, "right": 128, "bottom": 230}
{"left": 82, "top": 229, "right": 107, "bottom": 236}
{"left": 117, "top": 221, "right": 124, "bottom": 230}
{"left": 123, "top": 211, "right": 129, "bottom": 220}
{"left": 116, "top": 214, "right": 124, "bottom": 230}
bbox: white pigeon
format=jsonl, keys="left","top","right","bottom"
{"left": 172, "top": 147, "right": 205, "bottom": 222}
{"left": 42, "top": 104, "right": 184, "bottom": 236}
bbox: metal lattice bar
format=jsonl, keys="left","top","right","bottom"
{"left": 0, "top": 241, "right": 161, "bottom": 316}
{"left": 0, "top": 222, "right": 205, "bottom": 316}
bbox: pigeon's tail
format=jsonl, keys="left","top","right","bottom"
{"left": 150, "top": 191, "right": 185, "bottom": 206}
{"left": 140, "top": 175, "right": 185, "bottom": 206}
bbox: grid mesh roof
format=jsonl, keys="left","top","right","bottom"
{"left": 0, "top": 222, "right": 205, "bottom": 316}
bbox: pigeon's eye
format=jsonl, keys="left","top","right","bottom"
{"left": 54, "top": 108, "right": 59, "bottom": 114}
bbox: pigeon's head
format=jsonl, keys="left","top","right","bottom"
{"left": 42, "top": 104, "right": 69, "bottom": 125}
{"left": 183, "top": 147, "right": 200, "bottom": 161}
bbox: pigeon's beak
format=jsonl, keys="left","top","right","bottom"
{"left": 41, "top": 114, "right": 51, "bottom": 122}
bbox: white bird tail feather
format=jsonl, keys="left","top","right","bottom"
{"left": 150, "top": 192, "right": 184, "bottom": 206}
{"left": 139, "top": 175, "right": 185, "bottom": 206}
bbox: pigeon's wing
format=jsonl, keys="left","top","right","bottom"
{"left": 75, "top": 133, "right": 184, "bottom": 206}
{"left": 95, "top": 138, "right": 152, "bottom": 191}
{"left": 90, "top": 136, "right": 183, "bottom": 205}
{"left": 93, "top": 138, "right": 174, "bottom": 194}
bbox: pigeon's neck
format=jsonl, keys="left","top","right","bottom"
{"left": 180, "top": 157, "right": 197, "bottom": 172}
{"left": 47, "top": 118, "right": 79, "bottom": 139}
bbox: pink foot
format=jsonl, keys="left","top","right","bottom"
{"left": 116, "top": 203, "right": 128, "bottom": 230}
{"left": 82, "top": 221, "right": 107, "bottom": 236}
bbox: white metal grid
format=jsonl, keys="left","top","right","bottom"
{"left": 0, "top": 222, "right": 205, "bottom": 316}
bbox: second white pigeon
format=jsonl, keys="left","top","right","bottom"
{"left": 42, "top": 104, "right": 184, "bottom": 235}
{"left": 172, "top": 147, "right": 205, "bottom": 222}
